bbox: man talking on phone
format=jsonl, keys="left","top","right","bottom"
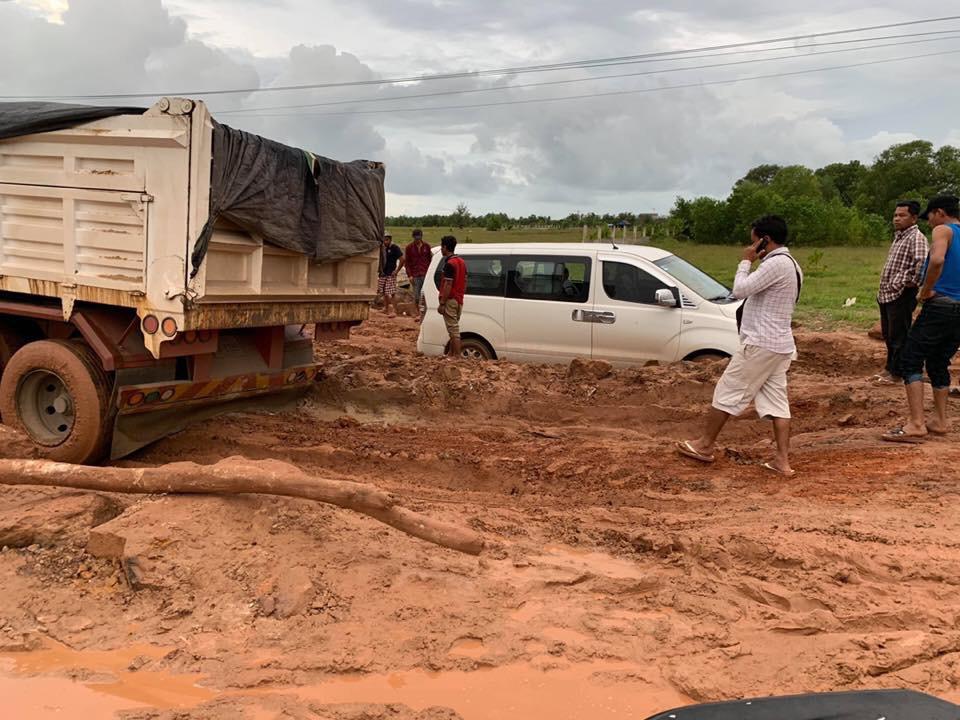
{"left": 677, "top": 215, "right": 803, "bottom": 477}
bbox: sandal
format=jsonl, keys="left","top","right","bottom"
{"left": 761, "top": 462, "right": 796, "bottom": 477}
{"left": 881, "top": 427, "right": 926, "bottom": 444}
{"left": 676, "top": 440, "right": 715, "bottom": 464}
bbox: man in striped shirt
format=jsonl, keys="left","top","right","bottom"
{"left": 875, "top": 201, "right": 928, "bottom": 384}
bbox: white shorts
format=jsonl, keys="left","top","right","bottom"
{"left": 712, "top": 344, "right": 793, "bottom": 419}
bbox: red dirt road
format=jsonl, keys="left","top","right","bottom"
{"left": 1, "top": 313, "right": 959, "bottom": 719}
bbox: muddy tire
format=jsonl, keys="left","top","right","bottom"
{"left": 460, "top": 338, "right": 494, "bottom": 361}
{"left": 686, "top": 352, "right": 727, "bottom": 364}
{"left": 0, "top": 340, "right": 114, "bottom": 465}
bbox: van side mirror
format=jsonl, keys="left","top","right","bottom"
{"left": 655, "top": 288, "right": 680, "bottom": 308}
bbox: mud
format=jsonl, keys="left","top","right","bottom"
{"left": 1, "top": 312, "right": 959, "bottom": 719}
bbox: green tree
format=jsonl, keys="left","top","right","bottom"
{"left": 770, "top": 166, "right": 823, "bottom": 200}
{"left": 933, "top": 145, "right": 960, "bottom": 196}
{"left": 815, "top": 161, "right": 867, "bottom": 206}
{"left": 727, "top": 182, "right": 783, "bottom": 238}
{"left": 687, "top": 197, "right": 734, "bottom": 244}
{"left": 855, "top": 140, "right": 937, "bottom": 217}
{"left": 736, "top": 163, "right": 782, "bottom": 187}
{"left": 451, "top": 202, "right": 471, "bottom": 228}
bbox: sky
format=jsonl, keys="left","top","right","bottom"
{"left": 1, "top": 0, "right": 959, "bottom": 218}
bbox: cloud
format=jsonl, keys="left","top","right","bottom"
{"left": 10, "top": 0, "right": 67, "bottom": 23}
{"left": 3, "top": 0, "right": 960, "bottom": 216}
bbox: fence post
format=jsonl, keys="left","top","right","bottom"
{"left": 582, "top": 224, "right": 587, "bottom": 243}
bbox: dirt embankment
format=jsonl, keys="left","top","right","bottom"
{"left": 1, "top": 313, "right": 959, "bottom": 719}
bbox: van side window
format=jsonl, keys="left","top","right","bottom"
{"left": 602, "top": 261, "right": 667, "bottom": 304}
{"left": 507, "top": 256, "right": 591, "bottom": 303}
{"left": 433, "top": 255, "right": 505, "bottom": 297}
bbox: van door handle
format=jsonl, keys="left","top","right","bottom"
{"left": 596, "top": 311, "right": 616, "bottom": 324}
{"left": 572, "top": 309, "right": 584, "bottom": 322}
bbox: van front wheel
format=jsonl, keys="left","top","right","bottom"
{"left": 685, "top": 351, "right": 728, "bottom": 364}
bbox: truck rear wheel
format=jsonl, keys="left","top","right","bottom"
{"left": 0, "top": 340, "right": 113, "bottom": 465}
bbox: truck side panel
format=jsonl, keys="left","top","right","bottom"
{"left": 192, "top": 221, "right": 378, "bottom": 302}
{"left": 0, "top": 113, "right": 192, "bottom": 332}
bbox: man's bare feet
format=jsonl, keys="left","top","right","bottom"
{"left": 901, "top": 421, "right": 928, "bottom": 437}
{"left": 926, "top": 418, "right": 949, "bottom": 435}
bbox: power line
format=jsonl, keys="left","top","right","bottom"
{"left": 2, "top": 15, "right": 959, "bottom": 100}
{"left": 215, "top": 34, "right": 960, "bottom": 116}
{"left": 227, "top": 48, "right": 960, "bottom": 119}
{"left": 216, "top": 28, "right": 960, "bottom": 115}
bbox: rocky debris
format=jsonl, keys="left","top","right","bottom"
{"left": 437, "top": 364, "right": 461, "bottom": 381}
{"left": 0, "top": 492, "right": 122, "bottom": 547}
{"left": 86, "top": 527, "right": 127, "bottom": 559}
{"left": 274, "top": 566, "right": 315, "bottom": 619}
{"left": 63, "top": 615, "right": 96, "bottom": 633}
{"left": 566, "top": 358, "right": 613, "bottom": 380}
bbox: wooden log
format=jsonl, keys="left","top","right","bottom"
{"left": 0, "top": 457, "right": 485, "bottom": 556}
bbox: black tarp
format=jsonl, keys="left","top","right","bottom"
{"left": 645, "top": 690, "right": 960, "bottom": 720}
{"left": 0, "top": 102, "right": 145, "bottom": 141}
{"left": 190, "top": 122, "right": 384, "bottom": 277}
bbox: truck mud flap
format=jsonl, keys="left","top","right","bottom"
{"left": 109, "top": 363, "right": 319, "bottom": 459}
{"left": 110, "top": 386, "right": 308, "bottom": 460}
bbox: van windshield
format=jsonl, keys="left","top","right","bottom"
{"left": 653, "top": 254, "right": 732, "bottom": 302}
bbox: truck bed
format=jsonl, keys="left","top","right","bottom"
{"left": 0, "top": 98, "right": 380, "bottom": 353}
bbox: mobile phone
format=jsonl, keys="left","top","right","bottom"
{"left": 756, "top": 236, "right": 770, "bottom": 253}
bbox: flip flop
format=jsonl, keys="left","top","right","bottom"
{"left": 676, "top": 440, "right": 715, "bottom": 464}
{"left": 881, "top": 427, "right": 926, "bottom": 444}
{"left": 761, "top": 462, "right": 796, "bottom": 478}
{"left": 950, "top": 388, "right": 960, "bottom": 399}
{"left": 871, "top": 376, "right": 898, "bottom": 386}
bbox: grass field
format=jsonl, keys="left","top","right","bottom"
{"left": 387, "top": 226, "right": 889, "bottom": 329}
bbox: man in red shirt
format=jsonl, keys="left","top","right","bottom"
{"left": 404, "top": 228, "right": 432, "bottom": 319}
{"left": 437, "top": 235, "right": 467, "bottom": 357}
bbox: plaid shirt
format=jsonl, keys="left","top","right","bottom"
{"left": 878, "top": 224, "right": 928, "bottom": 304}
{"left": 733, "top": 248, "right": 803, "bottom": 355}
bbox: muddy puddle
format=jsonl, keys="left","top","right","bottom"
{"left": 0, "top": 641, "right": 215, "bottom": 719}
{"left": 287, "top": 661, "right": 691, "bottom": 719}
{"left": 1, "top": 639, "right": 689, "bottom": 719}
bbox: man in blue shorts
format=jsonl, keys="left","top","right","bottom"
{"left": 883, "top": 195, "right": 960, "bottom": 443}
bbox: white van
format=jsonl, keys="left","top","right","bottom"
{"left": 416, "top": 243, "right": 741, "bottom": 365}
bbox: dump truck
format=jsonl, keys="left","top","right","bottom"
{"left": 0, "top": 98, "right": 383, "bottom": 464}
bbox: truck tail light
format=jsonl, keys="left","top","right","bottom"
{"left": 161, "top": 317, "right": 178, "bottom": 337}
{"left": 142, "top": 315, "right": 159, "bottom": 334}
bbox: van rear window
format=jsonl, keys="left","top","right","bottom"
{"left": 433, "top": 255, "right": 506, "bottom": 297}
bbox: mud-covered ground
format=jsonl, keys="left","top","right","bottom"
{"left": 2, "top": 312, "right": 960, "bottom": 719}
